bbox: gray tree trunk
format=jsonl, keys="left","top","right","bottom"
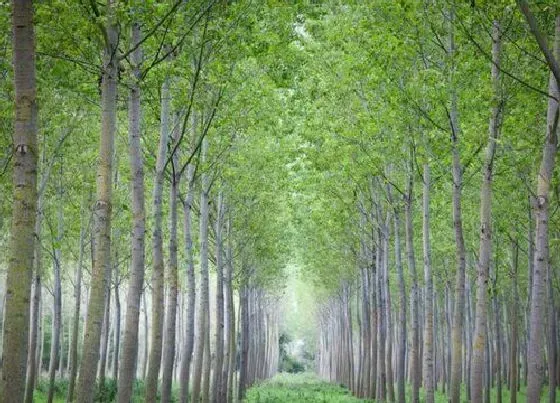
{"left": 224, "top": 219, "right": 236, "bottom": 403}
{"left": 145, "top": 69, "right": 172, "bottom": 403}
{"left": 422, "top": 162, "right": 434, "bottom": 403}
{"left": 192, "top": 136, "right": 210, "bottom": 403}
{"left": 509, "top": 241, "right": 519, "bottom": 403}
{"left": 405, "top": 146, "right": 420, "bottom": 403}
{"left": 179, "top": 161, "right": 196, "bottom": 403}
{"left": 48, "top": 176, "right": 64, "bottom": 403}
{"left": 471, "top": 19, "right": 502, "bottom": 403}
{"left": 516, "top": 5, "right": 560, "bottom": 400}
{"left": 1, "top": 0, "right": 38, "bottom": 400}
{"left": 67, "top": 206, "right": 86, "bottom": 402}
{"left": 76, "top": 2, "right": 118, "bottom": 400}
{"left": 212, "top": 193, "right": 225, "bottom": 403}
{"left": 112, "top": 269, "right": 120, "bottom": 380}
{"left": 117, "top": 21, "right": 146, "bottom": 403}
{"left": 161, "top": 110, "right": 181, "bottom": 403}
{"left": 391, "top": 191, "right": 406, "bottom": 403}
{"left": 448, "top": 6, "right": 467, "bottom": 402}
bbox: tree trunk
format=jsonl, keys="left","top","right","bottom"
{"left": 67, "top": 208, "right": 86, "bottom": 402}
{"left": 1, "top": 0, "right": 38, "bottom": 399}
{"left": 161, "top": 109, "right": 181, "bottom": 403}
{"left": 117, "top": 21, "right": 146, "bottom": 403}
{"left": 238, "top": 283, "right": 250, "bottom": 401}
{"left": 24, "top": 198, "right": 43, "bottom": 403}
{"left": 213, "top": 193, "right": 225, "bottom": 403}
{"left": 142, "top": 292, "right": 149, "bottom": 381}
{"left": 112, "top": 270, "right": 120, "bottom": 380}
{"left": 76, "top": 2, "right": 118, "bottom": 401}
{"left": 202, "top": 317, "right": 211, "bottom": 402}
{"left": 224, "top": 219, "right": 236, "bottom": 403}
{"left": 471, "top": 19, "right": 502, "bottom": 403}
{"left": 48, "top": 179, "right": 64, "bottom": 403}
{"left": 422, "top": 162, "right": 434, "bottom": 403}
{"left": 179, "top": 161, "right": 196, "bottom": 403}
{"left": 145, "top": 69, "right": 172, "bottom": 403}
{"left": 392, "top": 193, "right": 406, "bottom": 403}
{"left": 405, "top": 146, "right": 420, "bottom": 403}
{"left": 376, "top": 218, "right": 386, "bottom": 401}
{"left": 494, "top": 294, "right": 503, "bottom": 403}
{"left": 383, "top": 212, "right": 394, "bottom": 402}
{"left": 547, "top": 246, "right": 557, "bottom": 403}
{"left": 509, "top": 242, "right": 519, "bottom": 403}
{"left": 448, "top": 6, "right": 467, "bottom": 402}
{"left": 98, "top": 272, "right": 111, "bottom": 386}
{"left": 525, "top": 15, "right": 560, "bottom": 403}
{"left": 192, "top": 136, "right": 210, "bottom": 403}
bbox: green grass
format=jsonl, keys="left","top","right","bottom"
{"left": 32, "top": 378, "right": 168, "bottom": 402}
{"left": 422, "top": 382, "right": 560, "bottom": 402}
{"left": 245, "top": 373, "right": 560, "bottom": 403}
{"left": 29, "top": 373, "right": 560, "bottom": 402}
{"left": 244, "top": 373, "right": 367, "bottom": 402}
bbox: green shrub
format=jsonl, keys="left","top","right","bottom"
{"left": 95, "top": 379, "right": 117, "bottom": 402}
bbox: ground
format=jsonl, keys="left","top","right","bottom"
{"left": 243, "top": 373, "right": 560, "bottom": 403}
{"left": 244, "top": 373, "right": 366, "bottom": 402}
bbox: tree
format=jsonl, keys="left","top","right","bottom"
{"left": 76, "top": 1, "right": 118, "bottom": 401}
{"left": 1, "top": 0, "right": 38, "bottom": 400}
{"left": 470, "top": 18, "right": 502, "bottom": 403}
{"left": 117, "top": 20, "right": 145, "bottom": 403}
{"left": 517, "top": 2, "right": 560, "bottom": 400}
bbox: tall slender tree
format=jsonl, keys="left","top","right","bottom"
{"left": 2, "top": 2, "right": 38, "bottom": 399}
{"left": 471, "top": 19, "right": 502, "bottom": 402}
{"left": 117, "top": 20, "right": 146, "bottom": 403}
{"left": 76, "top": 1, "right": 118, "bottom": 400}
{"left": 517, "top": 3, "right": 560, "bottom": 400}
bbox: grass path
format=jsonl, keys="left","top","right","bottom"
{"left": 244, "top": 373, "right": 365, "bottom": 402}
{"left": 245, "top": 373, "right": 560, "bottom": 402}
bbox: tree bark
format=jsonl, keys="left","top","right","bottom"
{"left": 25, "top": 197, "right": 42, "bottom": 403}
{"left": 391, "top": 191, "right": 406, "bottom": 403}
{"left": 179, "top": 161, "right": 196, "bottom": 403}
{"left": 1, "top": 0, "right": 38, "bottom": 399}
{"left": 509, "top": 241, "right": 519, "bottom": 403}
{"left": 76, "top": 1, "right": 118, "bottom": 401}
{"left": 405, "top": 146, "right": 420, "bottom": 403}
{"left": 448, "top": 6, "right": 467, "bottom": 402}
{"left": 238, "top": 282, "right": 249, "bottom": 401}
{"left": 192, "top": 136, "right": 210, "bottom": 403}
{"left": 547, "top": 243, "right": 557, "bottom": 403}
{"left": 145, "top": 68, "right": 172, "bottom": 403}
{"left": 422, "top": 162, "right": 434, "bottom": 403}
{"left": 98, "top": 270, "right": 112, "bottom": 386}
{"left": 67, "top": 207, "right": 86, "bottom": 402}
{"left": 224, "top": 219, "right": 236, "bottom": 403}
{"left": 523, "top": 13, "right": 560, "bottom": 403}
{"left": 470, "top": 19, "right": 502, "bottom": 403}
{"left": 112, "top": 268, "right": 120, "bottom": 380}
{"left": 212, "top": 193, "right": 225, "bottom": 403}
{"left": 48, "top": 178, "right": 64, "bottom": 403}
{"left": 516, "top": 4, "right": 560, "bottom": 399}
{"left": 117, "top": 21, "right": 146, "bottom": 403}
{"left": 161, "top": 111, "right": 181, "bottom": 403}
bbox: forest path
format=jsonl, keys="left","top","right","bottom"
{"left": 243, "top": 373, "right": 366, "bottom": 402}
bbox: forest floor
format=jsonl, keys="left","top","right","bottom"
{"left": 244, "top": 373, "right": 365, "bottom": 402}
{"left": 30, "top": 374, "right": 559, "bottom": 402}
{"left": 244, "top": 373, "right": 559, "bottom": 402}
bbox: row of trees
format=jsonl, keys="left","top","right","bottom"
{"left": 293, "top": 1, "right": 560, "bottom": 403}
{"left": 1, "top": 0, "right": 288, "bottom": 402}
{"left": 3, "top": 0, "right": 560, "bottom": 402}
